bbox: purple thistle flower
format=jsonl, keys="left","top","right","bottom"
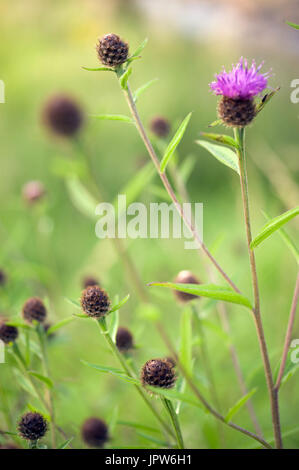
{"left": 210, "top": 58, "right": 270, "bottom": 100}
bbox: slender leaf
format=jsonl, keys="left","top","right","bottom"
{"left": 262, "top": 210, "right": 299, "bottom": 264}
{"left": 135, "top": 431, "right": 170, "bottom": 447}
{"left": 148, "top": 282, "right": 252, "bottom": 309}
{"left": 208, "top": 119, "right": 222, "bottom": 128}
{"left": 200, "top": 132, "right": 239, "bottom": 149}
{"left": 129, "top": 38, "right": 148, "bottom": 60}
{"left": 5, "top": 320, "right": 32, "bottom": 330}
{"left": 66, "top": 178, "right": 98, "bottom": 220}
{"left": 286, "top": 21, "right": 299, "bottom": 30}
{"left": 58, "top": 437, "right": 74, "bottom": 449}
{"left": 160, "top": 113, "right": 192, "bottom": 173}
{"left": 28, "top": 372, "right": 54, "bottom": 389}
{"left": 119, "top": 67, "right": 132, "bottom": 90}
{"left": 82, "top": 66, "right": 113, "bottom": 72}
{"left": 46, "top": 317, "right": 75, "bottom": 336}
{"left": 13, "top": 369, "right": 38, "bottom": 398}
{"left": 81, "top": 360, "right": 140, "bottom": 385}
{"left": 64, "top": 297, "right": 81, "bottom": 309}
{"left": 250, "top": 206, "right": 299, "bottom": 249}
{"left": 108, "top": 294, "right": 130, "bottom": 314}
{"left": 147, "top": 386, "right": 204, "bottom": 410}
{"left": 196, "top": 140, "right": 239, "bottom": 174}
{"left": 91, "top": 114, "right": 134, "bottom": 124}
{"left": 256, "top": 87, "right": 280, "bottom": 114}
{"left": 133, "top": 78, "right": 158, "bottom": 102}
{"left": 225, "top": 389, "right": 257, "bottom": 422}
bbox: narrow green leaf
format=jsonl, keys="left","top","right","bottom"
{"left": 147, "top": 386, "right": 204, "bottom": 410}
{"left": 225, "top": 389, "right": 257, "bottom": 422}
{"left": 119, "top": 67, "right": 132, "bottom": 90}
{"left": 58, "top": 437, "right": 74, "bottom": 449}
{"left": 46, "top": 317, "right": 75, "bottom": 336}
{"left": 200, "top": 132, "right": 239, "bottom": 149}
{"left": 148, "top": 282, "right": 252, "bottom": 309}
{"left": 5, "top": 320, "right": 32, "bottom": 330}
{"left": 81, "top": 360, "right": 140, "bottom": 385}
{"left": 135, "top": 431, "right": 170, "bottom": 447}
{"left": 91, "top": 114, "right": 134, "bottom": 124}
{"left": 64, "top": 297, "right": 81, "bottom": 309}
{"left": 160, "top": 113, "right": 192, "bottom": 173}
{"left": 250, "top": 206, "right": 299, "bottom": 249}
{"left": 286, "top": 21, "right": 299, "bottom": 30}
{"left": 256, "top": 87, "right": 280, "bottom": 114}
{"left": 28, "top": 371, "right": 54, "bottom": 389}
{"left": 262, "top": 210, "right": 299, "bottom": 265}
{"left": 108, "top": 294, "right": 130, "bottom": 314}
{"left": 180, "top": 308, "right": 192, "bottom": 376}
{"left": 13, "top": 369, "right": 38, "bottom": 398}
{"left": 208, "top": 119, "right": 222, "bottom": 128}
{"left": 133, "top": 78, "right": 158, "bottom": 102}
{"left": 82, "top": 66, "right": 113, "bottom": 72}
{"left": 66, "top": 178, "right": 98, "bottom": 220}
{"left": 196, "top": 140, "right": 239, "bottom": 174}
{"left": 73, "top": 313, "right": 90, "bottom": 319}
{"left": 129, "top": 38, "right": 148, "bottom": 60}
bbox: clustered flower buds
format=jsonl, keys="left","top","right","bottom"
{"left": 22, "top": 297, "right": 47, "bottom": 323}
{"left": 81, "top": 417, "right": 109, "bottom": 448}
{"left": 141, "top": 358, "right": 176, "bottom": 389}
{"left": 116, "top": 327, "right": 134, "bottom": 352}
{"left": 42, "top": 94, "right": 83, "bottom": 137}
{"left": 82, "top": 276, "right": 100, "bottom": 289}
{"left": 22, "top": 181, "right": 45, "bottom": 204}
{"left": 150, "top": 116, "right": 171, "bottom": 138}
{"left": 96, "top": 33, "right": 129, "bottom": 67}
{"left": 0, "top": 322, "right": 18, "bottom": 344}
{"left": 0, "top": 269, "right": 7, "bottom": 286}
{"left": 210, "top": 58, "right": 270, "bottom": 127}
{"left": 174, "top": 270, "right": 200, "bottom": 303}
{"left": 80, "top": 285, "right": 111, "bottom": 318}
{"left": 18, "top": 412, "right": 48, "bottom": 441}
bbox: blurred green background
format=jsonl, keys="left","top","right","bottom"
{"left": 0, "top": 0, "right": 298, "bottom": 449}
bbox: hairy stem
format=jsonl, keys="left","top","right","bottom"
{"left": 234, "top": 127, "right": 282, "bottom": 449}
{"left": 96, "top": 317, "right": 175, "bottom": 440}
{"left": 275, "top": 271, "right": 299, "bottom": 390}
{"left": 161, "top": 397, "right": 184, "bottom": 449}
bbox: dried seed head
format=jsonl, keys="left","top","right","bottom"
{"left": 164, "top": 356, "right": 176, "bottom": 368}
{"left": 150, "top": 116, "right": 171, "bottom": 138}
{"left": 42, "top": 94, "right": 83, "bottom": 137}
{"left": 116, "top": 327, "right": 134, "bottom": 352}
{"left": 141, "top": 358, "right": 176, "bottom": 389}
{"left": 96, "top": 33, "right": 129, "bottom": 67}
{"left": 22, "top": 297, "right": 47, "bottom": 323}
{"left": 80, "top": 285, "right": 111, "bottom": 318}
{"left": 18, "top": 412, "right": 48, "bottom": 441}
{"left": 82, "top": 276, "right": 100, "bottom": 289}
{"left": 0, "top": 269, "right": 7, "bottom": 286}
{"left": 217, "top": 97, "right": 256, "bottom": 127}
{"left": 22, "top": 181, "right": 45, "bottom": 204}
{"left": 81, "top": 417, "right": 109, "bottom": 448}
{"left": 0, "top": 322, "right": 18, "bottom": 344}
{"left": 174, "top": 270, "right": 200, "bottom": 303}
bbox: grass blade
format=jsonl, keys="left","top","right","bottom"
{"left": 160, "top": 113, "right": 192, "bottom": 173}
{"left": 225, "top": 389, "right": 257, "bottom": 422}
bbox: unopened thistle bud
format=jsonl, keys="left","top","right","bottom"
{"left": 116, "top": 327, "right": 134, "bottom": 352}
{"left": 18, "top": 412, "right": 48, "bottom": 441}
{"left": 0, "top": 322, "right": 18, "bottom": 344}
{"left": 210, "top": 58, "right": 270, "bottom": 127}
{"left": 0, "top": 269, "right": 7, "bottom": 286}
{"left": 22, "top": 181, "right": 45, "bottom": 204}
{"left": 81, "top": 417, "right": 109, "bottom": 448}
{"left": 174, "top": 270, "right": 200, "bottom": 303}
{"left": 96, "top": 33, "right": 129, "bottom": 67}
{"left": 82, "top": 276, "right": 100, "bottom": 289}
{"left": 150, "top": 116, "right": 171, "bottom": 138}
{"left": 141, "top": 358, "right": 176, "bottom": 389}
{"left": 22, "top": 297, "right": 47, "bottom": 323}
{"left": 42, "top": 94, "right": 83, "bottom": 137}
{"left": 80, "top": 285, "right": 111, "bottom": 318}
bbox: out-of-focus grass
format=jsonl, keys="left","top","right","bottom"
{"left": 0, "top": 0, "right": 298, "bottom": 449}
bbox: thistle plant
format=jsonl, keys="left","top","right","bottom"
{"left": 82, "top": 33, "right": 298, "bottom": 450}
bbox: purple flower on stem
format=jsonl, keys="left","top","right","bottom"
{"left": 210, "top": 58, "right": 270, "bottom": 100}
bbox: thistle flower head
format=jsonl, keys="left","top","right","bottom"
{"left": 42, "top": 94, "right": 83, "bottom": 137}
{"left": 210, "top": 58, "right": 270, "bottom": 100}
{"left": 18, "top": 412, "right": 48, "bottom": 441}
{"left": 22, "top": 297, "right": 47, "bottom": 324}
{"left": 116, "top": 327, "right": 134, "bottom": 352}
{"left": 81, "top": 417, "right": 109, "bottom": 448}
{"left": 80, "top": 285, "right": 111, "bottom": 318}
{"left": 0, "top": 322, "right": 18, "bottom": 344}
{"left": 96, "top": 33, "right": 129, "bottom": 67}
{"left": 141, "top": 358, "right": 176, "bottom": 389}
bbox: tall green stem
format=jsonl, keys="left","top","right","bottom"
{"left": 234, "top": 127, "right": 282, "bottom": 449}
{"left": 96, "top": 318, "right": 175, "bottom": 440}
{"left": 161, "top": 397, "right": 184, "bottom": 449}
